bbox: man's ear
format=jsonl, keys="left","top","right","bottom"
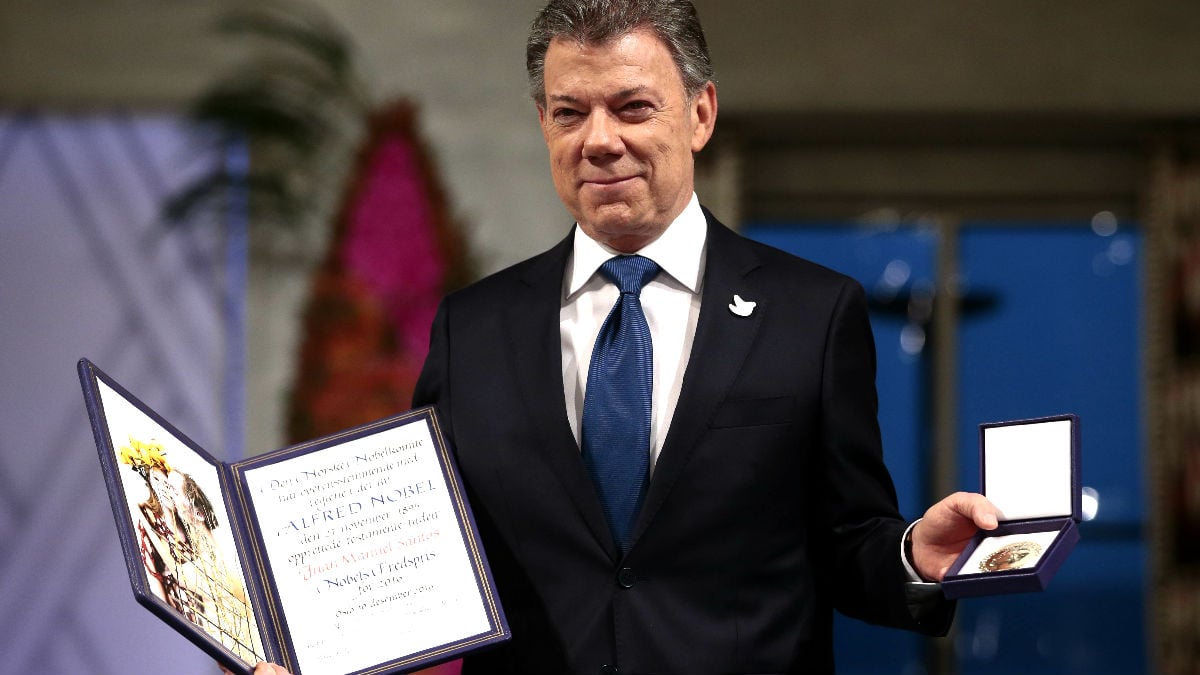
{"left": 690, "top": 81, "right": 718, "bottom": 153}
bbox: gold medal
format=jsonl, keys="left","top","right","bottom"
{"left": 979, "top": 541, "right": 1043, "bottom": 572}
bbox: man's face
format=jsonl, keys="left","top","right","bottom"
{"left": 538, "top": 29, "right": 717, "bottom": 253}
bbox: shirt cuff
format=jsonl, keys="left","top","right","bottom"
{"left": 901, "top": 519, "right": 938, "bottom": 585}
{"left": 901, "top": 518, "right": 946, "bottom": 626}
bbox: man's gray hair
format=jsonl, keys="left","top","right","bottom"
{"left": 526, "top": 0, "right": 714, "bottom": 105}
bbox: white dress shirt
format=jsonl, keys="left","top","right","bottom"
{"left": 560, "top": 194, "right": 707, "bottom": 472}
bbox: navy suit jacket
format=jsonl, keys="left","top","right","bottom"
{"left": 413, "top": 211, "right": 951, "bottom": 674}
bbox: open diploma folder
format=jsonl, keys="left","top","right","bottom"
{"left": 78, "top": 359, "right": 509, "bottom": 675}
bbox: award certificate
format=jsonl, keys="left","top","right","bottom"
{"left": 79, "top": 358, "right": 508, "bottom": 675}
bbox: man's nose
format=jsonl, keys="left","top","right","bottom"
{"left": 581, "top": 111, "right": 624, "bottom": 158}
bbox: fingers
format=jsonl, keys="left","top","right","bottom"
{"left": 939, "top": 491, "right": 999, "bottom": 530}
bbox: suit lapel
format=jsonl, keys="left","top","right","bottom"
{"left": 631, "top": 215, "right": 764, "bottom": 544}
{"left": 508, "top": 229, "right": 618, "bottom": 557}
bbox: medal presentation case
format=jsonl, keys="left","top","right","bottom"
{"left": 941, "top": 414, "right": 1081, "bottom": 599}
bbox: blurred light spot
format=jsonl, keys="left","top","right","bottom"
{"left": 913, "top": 214, "right": 940, "bottom": 231}
{"left": 858, "top": 208, "right": 902, "bottom": 228}
{"left": 907, "top": 280, "right": 935, "bottom": 324}
{"left": 1108, "top": 238, "right": 1134, "bottom": 266}
{"left": 882, "top": 259, "right": 911, "bottom": 289}
{"left": 1081, "top": 486, "right": 1099, "bottom": 521}
{"left": 1091, "top": 210, "right": 1119, "bottom": 236}
{"left": 900, "top": 323, "right": 926, "bottom": 355}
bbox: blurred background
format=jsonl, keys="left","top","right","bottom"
{"left": 2, "top": 1, "right": 1198, "bottom": 673}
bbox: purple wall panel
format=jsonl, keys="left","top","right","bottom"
{"left": 0, "top": 113, "right": 242, "bottom": 675}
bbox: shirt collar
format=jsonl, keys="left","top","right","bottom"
{"left": 566, "top": 194, "right": 707, "bottom": 298}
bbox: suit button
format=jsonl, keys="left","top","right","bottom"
{"left": 599, "top": 666, "right": 619, "bottom": 675}
{"left": 617, "top": 567, "right": 636, "bottom": 588}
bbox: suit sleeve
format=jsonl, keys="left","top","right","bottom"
{"left": 413, "top": 299, "right": 454, "bottom": 444}
{"left": 817, "top": 279, "right": 954, "bottom": 634}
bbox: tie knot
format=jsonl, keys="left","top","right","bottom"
{"left": 599, "top": 255, "right": 660, "bottom": 296}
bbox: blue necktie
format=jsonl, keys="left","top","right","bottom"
{"left": 581, "top": 254, "right": 660, "bottom": 552}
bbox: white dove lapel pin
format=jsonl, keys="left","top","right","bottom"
{"left": 728, "top": 294, "right": 757, "bottom": 317}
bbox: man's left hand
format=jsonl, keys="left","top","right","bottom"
{"left": 911, "top": 492, "right": 1000, "bottom": 582}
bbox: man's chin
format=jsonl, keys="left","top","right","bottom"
{"left": 579, "top": 212, "right": 665, "bottom": 252}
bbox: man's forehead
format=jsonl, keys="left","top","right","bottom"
{"left": 542, "top": 30, "right": 683, "bottom": 94}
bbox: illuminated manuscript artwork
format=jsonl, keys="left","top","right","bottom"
{"left": 117, "top": 435, "right": 265, "bottom": 663}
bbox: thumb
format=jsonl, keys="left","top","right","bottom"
{"left": 961, "top": 492, "right": 1000, "bottom": 530}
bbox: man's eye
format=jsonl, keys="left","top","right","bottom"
{"left": 621, "top": 101, "right": 654, "bottom": 117}
{"left": 553, "top": 109, "right": 582, "bottom": 123}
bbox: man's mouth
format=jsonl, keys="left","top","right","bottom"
{"left": 582, "top": 175, "right": 637, "bottom": 187}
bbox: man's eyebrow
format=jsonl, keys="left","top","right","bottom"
{"left": 614, "top": 86, "right": 650, "bottom": 99}
{"left": 546, "top": 86, "right": 654, "bottom": 105}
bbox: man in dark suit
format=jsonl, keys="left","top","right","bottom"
{"left": 246, "top": 1, "right": 998, "bottom": 674}
{"left": 408, "top": 1, "right": 999, "bottom": 673}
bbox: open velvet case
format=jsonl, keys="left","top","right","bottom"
{"left": 941, "top": 414, "right": 1081, "bottom": 599}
